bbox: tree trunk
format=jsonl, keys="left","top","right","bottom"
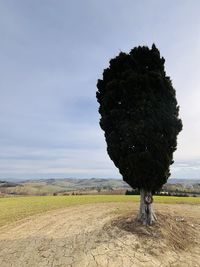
{"left": 137, "top": 189, "right": 157, "bottom": 225}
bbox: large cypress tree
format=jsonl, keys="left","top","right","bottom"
{"left": 96, "top": 44, "right": 182, "bottom": 225}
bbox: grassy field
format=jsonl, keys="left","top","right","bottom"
{"left": 0, "top": 195, "right": 199, "bottom": 228}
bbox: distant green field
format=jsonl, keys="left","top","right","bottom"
{"left": 0, "top": 195, "right": 199, "bottom": 228}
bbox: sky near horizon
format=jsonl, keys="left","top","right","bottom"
{"left": 0, "top": 0, "right": 200, "bottom": 180}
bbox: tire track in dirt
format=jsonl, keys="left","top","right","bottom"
{"left": 0, "top": 202, "right": 199, "bottom": 267}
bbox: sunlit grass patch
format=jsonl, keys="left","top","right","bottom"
{"left": 0, "top": 195, "right": 199, "bottom": 228}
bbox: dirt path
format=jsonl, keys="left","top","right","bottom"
{"left": 0, "top": 202, "right": 199, "bottom": 267}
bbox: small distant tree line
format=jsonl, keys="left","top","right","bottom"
{"left": 125, "top": 189, "right": 199, "bottom": 197}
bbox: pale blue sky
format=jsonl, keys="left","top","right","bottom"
{"left": 0, "top": 0, "right": 200, "bottom": 180}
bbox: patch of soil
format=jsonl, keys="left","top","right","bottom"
{"left": 0, "top": 202, "right": 199, "bottom": 267}
{"left": 110, "top": 212, "right": 199, "bottom": 251}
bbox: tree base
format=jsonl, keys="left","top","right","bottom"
{"left": 138, "top": 189, "right": 157, "bottom": 226}
{"left": 137, "top": 208, "right": 157, "bottom": 226}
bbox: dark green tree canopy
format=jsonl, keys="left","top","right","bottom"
{"left": 96, "top": 44, "right": 182, "bottom": 192}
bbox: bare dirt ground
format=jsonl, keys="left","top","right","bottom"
{"left": 0, "top": 202, "right": 199, "bottom": 267}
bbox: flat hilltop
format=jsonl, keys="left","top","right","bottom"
{"left": 0, "top": 195, "right": 199, "bottom": 267}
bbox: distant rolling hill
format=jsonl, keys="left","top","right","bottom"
{"left": 167, "top": 178, "right": 200, "bottom": 185}
{"left": 0, "top": 178, "right": 200, "bottom": 196}
{"left": 0, "top": 178, "right": 130, "bottom": 196}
